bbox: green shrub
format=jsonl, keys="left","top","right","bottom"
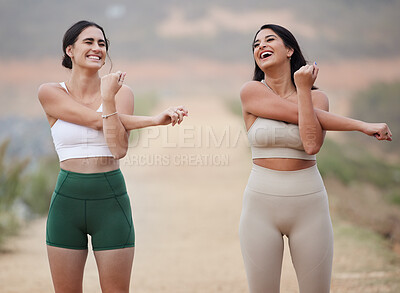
{"left": 318, "top": 139, "right": 400, "bottom": 206}
{"left": 0, "top": 139, "right": 30, "bottom": 245}
{"left": 21, "top": 156, "right": 59, "bottom": 215}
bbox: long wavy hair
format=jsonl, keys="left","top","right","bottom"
{"left": 252, "top": 24, "right": 317, "bottom": 89}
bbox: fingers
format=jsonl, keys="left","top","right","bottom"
{"left": 312, "top": 62, "right": 319, "bottom": 77}
{"left": 386, "top": 126, "right": 393, "bottom": 141}
{"left": 103, "top": 71, "right": 126, "bottom": 84}
{"left": 170, "top": 112, "right": 179, "bottom": 126}
{"left": 175, "top": 105, "right": 189, "bottom": 117}
{"left": 166, "top": 106, "right": 188, "bottom": 126}
{"left": 374, "top": 124, "right": 392, "bottom": 141}
{"left": 118, "top": 72, "right": 126, "bottom": 84}
{"left": 166, "top": 108, "right": 178, "bottom": 126}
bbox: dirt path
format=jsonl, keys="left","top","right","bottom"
{"left": 0, "top": 96, "right": 398, "bottom": 292}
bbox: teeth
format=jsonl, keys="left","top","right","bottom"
{"left": 261, "top": 52, "right": 272, "bottom": 59}
{"left": 88, "top": 56, "right": 100, "bottom": 60}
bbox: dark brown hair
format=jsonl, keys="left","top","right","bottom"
{"left": 62, "top": 20, "right": 110, "bottom": 69}
{"left": 252, "top": 24, "right": 317, "bottom": 89}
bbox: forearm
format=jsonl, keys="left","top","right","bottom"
{"left": 315, "top": 109, "right": 364, "bottom": 132}
{"left": 119, "top": 114, "right": 157, "bottom": 130}
{"left": 102, "top": 99, "right": 129, "bottom": 159}
{"left": 251, "top": 97, "right": 364, "bottom": 132}
{"left": 260, "top": 94, "right": 364, "bottom": 132}
{"left": 297, "top": 88, "right": 324, "bottom": 154}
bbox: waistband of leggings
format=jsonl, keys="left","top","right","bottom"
{"left": 54, "top": 168, "right": 127, "bottom": 200}
{"left": 246, "top": 163, "right": 325, "bottom": 196}
{"left": 59, "top": 168, "right": 122, "bottom": 178}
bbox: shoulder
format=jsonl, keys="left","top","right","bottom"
{"left": 116, "top": 85, "right": 134, "bottom": 100}
{"left": 37, "top": 82, "right": 65, "bottom": 103}
{"left": 311, "top": 89, "right": 329, "bottom": 111}
{"left": 240, "top": 81, "right": 263, "bottom": 96}
{"left": 240, "top": 81, "right": 266, "bottom": 102}
{"left": 115, "top": 85, "right": 134, "bottom": 114}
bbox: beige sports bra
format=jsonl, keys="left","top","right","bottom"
{"left": 247, "top": 116, "right": 316, "bottom": 160}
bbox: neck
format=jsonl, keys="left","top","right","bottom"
{"left": 262, "top": 63, "right": 295, "bottom": 97}
{"left": 67, "top": 67, "right": 101, "bottom": 100}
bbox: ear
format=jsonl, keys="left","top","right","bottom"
{"left": 287, "top": 47, "right": 294, "bottom": 59}
{"left": 66, "top": 45, "right": 74, "bottom": 58}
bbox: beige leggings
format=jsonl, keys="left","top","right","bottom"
{"left": 239, "top": 164, "right": 333, "bottom": 293}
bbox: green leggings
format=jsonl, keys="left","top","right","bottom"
{"left": 46, "top": 169, "right": 135, "bottom": 251}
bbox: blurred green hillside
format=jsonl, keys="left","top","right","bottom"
{"left": 351, "top": 81, "right": 400, "bottom": 156}
{"left": 1, "top": 0, "right": 400, "bottom": 62}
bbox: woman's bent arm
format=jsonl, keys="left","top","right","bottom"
{"left": 38, "top": 83, "right": 187, "bottom": 132}
{"left": 294, "top": 64, "right": 326, "bottom": 155}
{"left": 101, "top": 73, "right": 132, "bottom": 160}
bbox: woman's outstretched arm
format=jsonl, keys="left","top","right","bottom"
{"left": 38, "top": 83, "right": 188, "bottom": 131}
{"left": 38, "top": 83, "right": 102, "bottom": 130}
{"left": 240, "top": 81, "right": 392, "bottom": 141}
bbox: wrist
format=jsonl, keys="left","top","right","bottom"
{"left": 296, "top": 86, "right": 311, "bottom": 94}
{"left": 151, "top": 115, "right": 159, "bottom": 126}
{"left": 102, "top": 99, "right": 117, "bottom": 108}
{"left": 356, "top": 120, "right": 367, "bottom": 133}
{"left": 101, "top": 94, "right": 115, "bottom": 101}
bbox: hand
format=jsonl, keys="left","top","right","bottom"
{"left": 361, "top": 122, "right": 392, "bottom": 141}
{"left": 294, "top": 63, "right": 318, "bottom": 90}
{"left": 154, "top": 106, "right": 188, "bottom": 126}
{"left": 101, "top": 71, "right": 126, "bottom": 101}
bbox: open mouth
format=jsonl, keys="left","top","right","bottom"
{"left": 260, "top": 51, "right": 272, "bottom": 59}
{"left": 87, "top": 55, "right": 101, "bottom": 61}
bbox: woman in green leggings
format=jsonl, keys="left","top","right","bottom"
{"left": 38, "top": 20, "right": 187, "bottom": 293}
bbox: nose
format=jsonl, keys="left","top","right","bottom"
{"left": 92, "top": 43, "right": 101, "bottom": 52}
{"left": 258, "top": 41, "right": 267, "bottom": 49}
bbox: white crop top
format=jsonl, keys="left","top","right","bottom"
{"left": 50, "top": 82, "right": 113, "bottom": 162}
{"left": 247, "top": 117, "right": 316, "bottom": 160}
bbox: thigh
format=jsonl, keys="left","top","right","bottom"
{"left": 94, "top": 247, "right": 135, "bottom": 293}
{"left": 88, "top": 194, "right": 135, "bottom": 251}
{"left": 239, "top": 188, "right": 284, "bottom": 293}
{"left": 46, "top": 193, "right": 88, "bottom": 249}
{"left": 288, "top": 191, "right": 334, "bottom": 293}
{"left": 47, "top": 246, "right": 88, "bottom": 293}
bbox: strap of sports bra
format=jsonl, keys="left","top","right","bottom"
{"left": 59, "top": 82, "right": 69, "bottom": 93}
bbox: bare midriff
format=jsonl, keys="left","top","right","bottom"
{"left": 60, "top": 157, "right": 119, "bottom": 173}
{"left": 253, "top": 158, "right": 316, "bottom": 171}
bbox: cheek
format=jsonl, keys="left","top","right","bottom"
{"left": 253, "top": 50, "right": 260, "bottom": 63}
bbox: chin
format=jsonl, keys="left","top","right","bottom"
{"left": 85, "top": 63, "right": 104, "bottom": 71}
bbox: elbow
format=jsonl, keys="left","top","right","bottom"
{"left": 92, "top": 119, "right": 103, "bottom": 131}
{"left": 113, "top": 149, "right": 127, "bottom": 160}
{"left": 305, "top": 148, "right": 320, "bottom": 155}
{"left": 303, "top": 143, "right": 322, "bottom": 155}
{"left": 112, "top": 145, "right": 128, "bottom": 160}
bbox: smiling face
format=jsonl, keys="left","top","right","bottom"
{"left": 253, "top": 28, "right": 294, "bottom": 71}
{"left": 66, "top": 26, "right": 107, "bottom": 70}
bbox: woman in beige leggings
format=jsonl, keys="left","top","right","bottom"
{"left": 239, "top": 24, "right": 392, "bottom": 293}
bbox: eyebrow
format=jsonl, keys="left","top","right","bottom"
{"left": 254, "top": 34, "right": 276, "bottom": 44}
{"left": 82, "top": 37, "right": 105, "bottom": 43}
